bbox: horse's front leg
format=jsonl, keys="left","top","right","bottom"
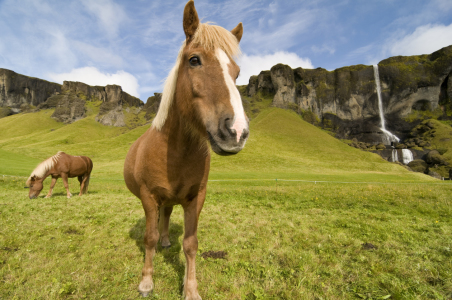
{"left": 182, "top": 192, "right": 205, "bottom": 300}
{"left": 45, "top": 177, "right": 58, "bottom": 198}
{"left": 138, "top": 193, "right": 160, "bottom": 297}
{"left": 159, "top": 206, "right": 173, "bottom": 248}
{"left": 61, "top": 174, "right": 72, "bottom": 198}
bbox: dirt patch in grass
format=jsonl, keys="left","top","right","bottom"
{"left": 361, "top": 242, "right": 378, "bottom": 250}
{"left": 1, "top": 247, "right": 19, "bottom": 252}
{"left": 201, "top": 250, "right": 227, "bottom": 259}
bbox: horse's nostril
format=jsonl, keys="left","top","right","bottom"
{"left": 241, "top": 129, "right": 249, "bottom": 140}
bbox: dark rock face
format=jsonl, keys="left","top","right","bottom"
{"left": 144, "top": 93, "right": 162, "bottom": 121}
{"left": 408, "top": 159, "right": 428, "bottom": 173}
{"left": 428, "top": 170, "right": 442, "bottom": 179}
{"left": 246, "top": 45, "right": 452, "bottom": 143}
{"left": 51, "top": 94, "right": 86, "bottom": 124}
{"left": 0, "top": 70, "right": 144, "bottom": 127}
{"left": 95, "top": 84, "right": 144, "bottom": 127}
{"left": 425, "top": 150, "right": 448, "bottom": 165}
{"left": 0, "top": 68, "right": 61, "bottom": 112}
{"left": 246, "top": 71, "right": 274, "bottom": 97}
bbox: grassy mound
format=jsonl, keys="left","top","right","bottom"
{"left": 1, "top": 104, "right": 451, "bottom": 300}
{"left": 0, "top": 107, "right": 434, "bottom": 182}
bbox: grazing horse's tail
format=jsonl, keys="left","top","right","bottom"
{"left": 82, "top": 175, "right": 90, "bottom": 194}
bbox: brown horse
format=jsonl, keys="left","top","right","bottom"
{"left": 26, "top": 151, "right": 93, "bottom": 199}
{"left": 124, "top": 1, "right": 248, "bottom": 298}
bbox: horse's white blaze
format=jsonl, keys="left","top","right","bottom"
{"left": 216, "top": 48, "right": 247, "bottom": 143}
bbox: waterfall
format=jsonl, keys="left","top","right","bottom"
{"left": 402, "top": 149, "right": 414, "bottom": 165}
{"left": 373, "top": 65, "right": 400, "bottom": 145}
{"left": 392, "top": 149, "right": 398, "bottom": 163}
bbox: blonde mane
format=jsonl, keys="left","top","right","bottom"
{"left": 152, "top": 22, "right": 241, "bottom": 130}
{"left": 26, "top": 151, "right": 63, "bottom": 185}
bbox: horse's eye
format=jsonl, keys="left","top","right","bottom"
{"left": 189, "top": 56, "right": 201, "bottom": 66}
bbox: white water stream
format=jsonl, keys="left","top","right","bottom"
{"left": 401, "top": 149, "right": 414, "bottom": 164}
{"left": 373, "top": 65, "right": 400, "bottom": 145}
{"left": 373, "top": 65, "right": 414, "bottom": 165}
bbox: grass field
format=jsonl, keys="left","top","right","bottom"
{"left": 1, "top": 107, "right": 451, "bottom": 299}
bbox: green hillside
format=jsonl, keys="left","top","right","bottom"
{"left": 1, "top": 107, "right": 450, "bottom": 300}
{"left": 0, "top": 107, "right": 432, "bottom": 182}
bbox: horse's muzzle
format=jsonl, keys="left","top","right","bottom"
{"left": 208, "top": 129, "right": 249, "bottom": 156}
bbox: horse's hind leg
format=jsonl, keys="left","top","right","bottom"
{"left": 159, "top": 206, "right": 173, "bottom": 248}
{"left": 45, "top": 177, "right": 58, "bottom": 198}
{"left": 139, "top": 193, "right": 160, "bottom": 297}
{"left": 78, "top": 175, "right": 89, "bottom": 196}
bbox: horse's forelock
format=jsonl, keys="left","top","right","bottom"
{"left": 190, "top": 23, "right": 241, "bottom": 58}
{"left": 151, "top": 22, "right": 241, "bottom": 131}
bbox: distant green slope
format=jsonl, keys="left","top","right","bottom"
{"left": 0, "top": 149, "right": 41, "bottom": 176}
{"left": 0, "top": 108, "right": 433, "bottom": 182}
{"left": 210, "top": 108, "right": 430, "bottom": 181}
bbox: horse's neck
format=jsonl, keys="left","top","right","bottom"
{"left": 161, "top": 102, "right": 208, "bottom": 160}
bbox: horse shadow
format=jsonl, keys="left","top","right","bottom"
{"left": 129, "top": 217, "right": 185, "bottom": 291}
{"left": 39, "top": 191, "right": 98, "bottom": 197}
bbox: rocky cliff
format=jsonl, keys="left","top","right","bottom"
{"left": 246, "top": 45, "right": 452, "bottom": 143}
{"left": 0, "top": 68, "right": 61, "bottom": 117}
{"left": 0, "top": 69, "right": 143, "bottom": 126}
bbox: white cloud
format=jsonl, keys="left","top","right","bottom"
{"left": 388, "top": 23, "right": 452, "bottom": 56}
{"left": 80, "top": 0, "right": 127, "bottom": 38}
{"left": 48, "top": 67, "right": 140, "bottom": 98}
{"left": 237, "top": 51, "right": 314, "bottom": 85}
{"left": 311, "top": 45, "right": 335, "bottom": 55}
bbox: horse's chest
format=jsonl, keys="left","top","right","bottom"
{"left": 150, "top": 182, "right": 202, "bottom": 206}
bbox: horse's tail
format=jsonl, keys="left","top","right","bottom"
{"left": 82, "top": 175, "right": 90, "bottom": 194}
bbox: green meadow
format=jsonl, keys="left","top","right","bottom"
{"left": 1, "top": 107, "right": 451, "bottom": 299}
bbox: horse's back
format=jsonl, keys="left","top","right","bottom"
{"left": 57, "top": 153, "right": 93, "bottom": 177}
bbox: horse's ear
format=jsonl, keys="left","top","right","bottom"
{"left": 231, "top": 22, "right": 243, "bottom": 43}
{"left": 183, "top": 0, "right": 199, "bottom": 40}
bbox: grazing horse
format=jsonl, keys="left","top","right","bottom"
{"left": 26, "top": 151, "right": 93, "bottom": 199}
{"left": 123, "top": 1, "right": 248, "bottom": 298}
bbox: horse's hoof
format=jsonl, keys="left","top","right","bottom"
{"left": 162, "top": 244, "right": 171, "bottom": 249}
{"left": 140, "top": 291, "right": 149, "bottom": 297}
{"left": 183, "top": 292, "right": 202, "bottom": 300}
{"left": 138, "top": 278, "right": 153, "bottom": 298}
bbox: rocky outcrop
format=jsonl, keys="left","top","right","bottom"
{"left": 51, "top": 93, "right": 86, "bottom": 124}
{"left": 144, "top": 93, "right": 162, "bottom": 121}
{"left": 247, "top": 45, "right": 452, "bottom": 142}
{"left": 425, "top": 149, "right": 448, "bottom": 166}
{"left": 246, "top": 71, "right": 274, "bottom": 98}
{"left": 0, "top": 70, "right": 144, "bottom": 127}
{"left": 408, "top": 159, "right": 428, "bottom": 173}
{"left": 0, "top": 68, "right": 61, "bottom": 113}
{"left": 95, "top": 84, "right": 143, "bottom": 127}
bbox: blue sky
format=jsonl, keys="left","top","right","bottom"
{"left": 1, "top": 0, "right": 451, "bottom": 101}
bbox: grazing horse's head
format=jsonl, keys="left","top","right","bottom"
{"left": 152, "top": 0, "right": 249, "bottom": 156}
{"left": 26, "top": 176, "right": 43, "bottom": 199}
